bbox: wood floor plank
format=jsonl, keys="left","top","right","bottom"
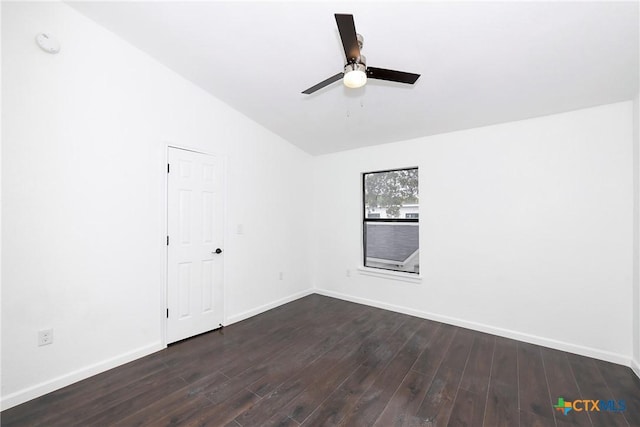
{"left": 410, "top": 323, "right": 457, "bottom": 376}
{"left": 214, "top": 296, "right": 356, "bottom": 378}
{"left": 232, "top": 312, "right": 402, "bottom": 425}
{"left": 263, "top": 309, "right": 400, "bottom": 424}
{"left": 183, "top": 388, "right": 262, "bottom": 426}
{"left": 196, "top": 302, "right": 374, "bottom": 409}
{"left": 200, "top": 327, "right": 346, "bottom": 408}
{"left": 541, "top": 347, "right": 591, "bottom": 427}
{"left": 483, "top": 380, "right": 519, "bottom": 427}
{"left": 414, "top": 365, "right": 464, "bottom": 426}
{"left": 448, "top": 387, "right": 487, "bottom": 427}
{"left": 567, "top": 353, "right": 628, "bottom": 427}
{"left": 113, "top": 371, "right": 229, "bottom": 426}
{"left": 518, "top": 341, "right": 555, "bottom": 421}
{"left": 197, "top": 304, "right": 360, "bottom": 403}
{"left": 262, "top": 414, "right": 302, "bottom": 427}
{"left": 246, "top": 306, "right": 376, "bottom": 397}
{"left": 245, "top": 312, "right": 413, "bottom": 426}
{"left": 196, "top": 306, "right": 367, "bottom": 410}
{"left": 373, "top": 369, "right": 436, "bottom": 427}
{"left": 520, "top": 409, "right": 555, "bottom": 427}
{"left": 373, "top": 323, "right": 455, "bottom": 426}
{"left": 458, "top": 332, "right": 495, "bottom": 395}
{"left": 150, "top": 395, "right": 221, "bottom": 426}
{"left": 491, "top": 336, "right": 519, "bottom": 386}
{"left": 79, "top": 375, "right": 190, "bottom": 426}
{"left": 438, "top": 327, "right": 476, "bottom": 372}
{"left": 413, "top": 328, "right": 475, "bottom": 425}
{"left": 594, "top": 360, "right": 640, "bottom": 426}
{"left": 339, "top": 321, "right": 440, "bottom": 427}
{"left": 483, "top": 336, "right": 519, "bottom": 427}
{"left": 298, "top": 316, "right": 423, "bottom": 426}
{"left": 69, "top": 372, "right": 187, "bottom": 426}
{"left": 557, "top": 415, "right": 592, "bottom": 427}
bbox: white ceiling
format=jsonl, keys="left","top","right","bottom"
{"left": 68, "top": 1, "right": 639, "bottom": 155}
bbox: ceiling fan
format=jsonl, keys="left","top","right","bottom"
{"left": 302, "top": 14, "right": 421, "bottom": 95}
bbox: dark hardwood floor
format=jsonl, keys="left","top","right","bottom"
{"left": 2, "top": 294, "right": 639, "bottom": 426}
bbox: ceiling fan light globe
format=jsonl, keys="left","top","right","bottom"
{"left": 343, "top": 70, "right": 367, "bottom": 88}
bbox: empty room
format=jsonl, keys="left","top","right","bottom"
{"left": 2, "top": 1, "right": 639, "bottom": 426}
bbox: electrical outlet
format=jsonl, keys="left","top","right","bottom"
{"left": 346, "top": 269, "right": 351, "bottom": 277}
{"left": 38, "top": 329, "right": 53, "bottom": 346}
{"left": 278, "top": 271, "right": 284, "bottom": 280}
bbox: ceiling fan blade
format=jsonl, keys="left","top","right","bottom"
{"left": 367, "top": 67, "right": 420, "bottom": 84}
{"left": 302, "top": 72, "right": 344, "bottom": 94}
{"left": 335, "top": 14, "right": 360, "bottom": 62}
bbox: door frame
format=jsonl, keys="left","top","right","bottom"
{"left": 161, "top": 145, "right": 227, "bottom": 347}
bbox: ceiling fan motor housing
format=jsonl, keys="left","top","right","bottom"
{"left": 344, "top": 61, "right": 366, "bottom": 74}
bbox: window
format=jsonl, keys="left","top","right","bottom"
{"left": 363, "top": 168, "right": 419, "bottom": 274}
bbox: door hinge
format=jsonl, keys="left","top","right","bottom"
{"left": 167, "top": 235, "right": 169, "bottom": 246}
{"left": 167, "top": 163, "right": 170, "bottom": 173}
{"left": 166, "top": 308, "right": 169, "bottom": 318}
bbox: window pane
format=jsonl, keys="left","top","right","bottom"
{"left": 365, "top": 222, "right": 419, "bottom": 273}
{"left": 364, "top": 169, "right": 418, "bottom": 218}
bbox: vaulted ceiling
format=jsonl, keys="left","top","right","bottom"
{"left": 68, "top": 1, "right": 639, "bottom": 155}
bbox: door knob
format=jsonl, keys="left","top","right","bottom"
{"left": 213, "top": 248, "right": 223, "bottom": 255}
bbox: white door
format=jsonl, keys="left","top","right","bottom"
{"left": 167, "top": 147, "right": 224, "bottom": 344}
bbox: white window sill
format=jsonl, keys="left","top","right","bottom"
{"left": 357, "top": 267, "right": 422, "bottom": 284}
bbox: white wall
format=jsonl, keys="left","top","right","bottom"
{"left": 312, "top": 102, "right": 634, "bottom": 364}
{"left": 1, "top": 2, "right": 311, "bottom": 409}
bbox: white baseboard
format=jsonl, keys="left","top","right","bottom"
{"left": 225, "top": 288, "right": 315, "bottom": 326}
{"left": 632, "top": 359, "right": 640, "bottom": 379}
{"left": 0, "top": 342, "right": 164, "bottom": 411}
{"left": 314, "top": 289, "right": 632, "bottom": 367}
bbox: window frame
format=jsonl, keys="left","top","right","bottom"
{"left": 362, "top": 167, "right": 419, "bottom": 275}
